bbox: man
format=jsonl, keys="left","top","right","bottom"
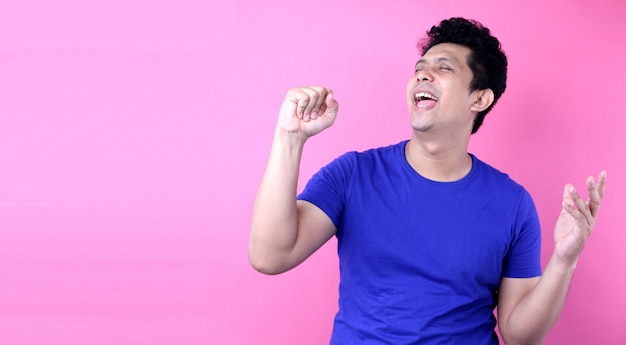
{"left": 249, "top": 17, "right": 607, "bottom": 344}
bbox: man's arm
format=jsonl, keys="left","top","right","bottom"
{"left": 498, "top": 171, "right": 607, "bottom": 344}
{"left": 248, "top": 87, "right": 339, "bottom": 275}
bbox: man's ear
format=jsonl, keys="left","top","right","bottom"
{"left": 470, "top": 89, "right": 494, "bottom": 112}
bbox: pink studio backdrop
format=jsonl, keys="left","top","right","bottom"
{"left": 0, "top": 0, "right": 624, "bottom": 344}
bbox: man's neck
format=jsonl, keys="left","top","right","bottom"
{"left": 405, "top": 136, "right": 472, "bottom": 182}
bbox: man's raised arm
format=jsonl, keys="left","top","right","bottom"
{"left": 248, "top": 87, "right": 339, "bottom": 275}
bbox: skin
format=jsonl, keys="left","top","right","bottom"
{"left": 249, "top": 43, "right": 607, "bottom": 344}
{"left": 248, "top": 86, "right": 338, "bottom": 274}
{"left": 404, "top": 43, "right": 494, "bottom": 182}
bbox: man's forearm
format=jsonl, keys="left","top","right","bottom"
{"left": 502, "top": 254, "right": 576, "bottom": 344}
{"left": 248, "top": 132, "right": 306, "bottom": 274}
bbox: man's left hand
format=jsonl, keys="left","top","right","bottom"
{"left": 553, "top": 171, "right": 607, "bottom": 271}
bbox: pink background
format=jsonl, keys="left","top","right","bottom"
{"left": 0, "top": 0, "right": 624, "bottom": 344}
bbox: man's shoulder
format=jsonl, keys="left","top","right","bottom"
{"left": 318, "top": 140, "right": 408, "bottom": 182}
{"left": 472, "top": 156, "right": 529, "bottom": 195}
{"left": 350, "top": 140, "right": 407, "bottom": 161}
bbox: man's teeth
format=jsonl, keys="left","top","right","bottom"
{"left": 415, "top": 92, "right": 438, "bottom": 101}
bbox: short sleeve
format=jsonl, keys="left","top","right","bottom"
{"left": 297, "top": 152, "right": 356, "bottom": 230}
{"left": 502, "top": 190, "right": 542, "bottom": 278}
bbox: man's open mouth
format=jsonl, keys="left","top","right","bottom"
{"left": 415, "top": 92, "right": 438, "bottom": 109}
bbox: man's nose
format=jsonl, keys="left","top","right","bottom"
{"left": 416, "top": 68, "right": 433, "bottom": 82}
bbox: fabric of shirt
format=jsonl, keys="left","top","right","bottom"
{"left": 298, "top": 140, "right": 542, "bottom": 345}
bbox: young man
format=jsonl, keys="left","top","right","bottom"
{"left": 249, "top": 17, "right": 607, "bottom": 344}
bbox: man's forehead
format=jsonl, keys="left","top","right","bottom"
{"left": 418, "top": 43, "right": 470, "bottom": 64}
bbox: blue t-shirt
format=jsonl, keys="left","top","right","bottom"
{"left": 298, "top": 141, "right": 542, "bottom": 344}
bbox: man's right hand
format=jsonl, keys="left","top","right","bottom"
{"left": 277, "top": 86, "right": 339, "bottom": 139}
{"left": 249, "top": 86, "right": 339, "bottom": 274}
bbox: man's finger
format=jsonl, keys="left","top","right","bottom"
{"left": 301, "top": 87, "right": 324, "bottom": 119}
{"left": 567, "top": 185, "right": 594, "bottom": 228}
{"left": 325, "top": 92, "right": 339, "bottom": 114}
{"left": 587, "top": 176, "right": 601, "bottom": 217}
{"left": 597, "top": 170, "right": 607, "bottom": 199}
{"left": 587, "top": 171, "right": 607, "bottom": 217}
{"left": 285, "top": 89, "right": 310, "bottom": 119}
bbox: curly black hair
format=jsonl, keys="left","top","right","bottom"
{"left": 419, "top": 17, "right": 508, "bottom": 134}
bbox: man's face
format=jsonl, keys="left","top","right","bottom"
{"left": 406, "top": 43, "right": 479, "bottom": 135}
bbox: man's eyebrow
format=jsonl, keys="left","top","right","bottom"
{"left": 415, "top": 57, "right": 459, "bottom": 67}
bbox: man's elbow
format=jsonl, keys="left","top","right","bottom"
{"left": 248, "top": 249, "right": 290, "bottom": 275}
{"left": 499, "top": 328, "right": 545, "bottom": 345}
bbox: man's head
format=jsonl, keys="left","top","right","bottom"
{"left": 418, "top": 17, "right": 507, "bottom": 134}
